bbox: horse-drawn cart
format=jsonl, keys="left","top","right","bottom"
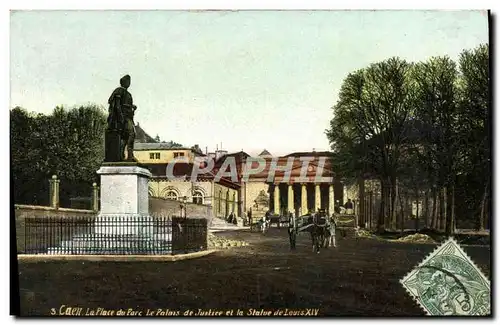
{"left": 288, "top": 209, "right": 335, "bottom": 253}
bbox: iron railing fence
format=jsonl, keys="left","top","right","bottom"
{"left": 21, "top": 215, "right": 207, "bottom": 255}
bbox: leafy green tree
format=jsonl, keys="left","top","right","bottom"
{"left": 327, "top": 57, "right": 414, "bottom": 232}
{"left": 11, "top": 107, "right": 49, "bottom": 205}
{"left": 327, "top": 44, "right": 490, "bottom": 235}
{"left": 410, "top": 56, "right": 459, "bottom": 235}
{"left": 456, "top": 43, "right": 490, "bottom": 230}
{"left": 11, "top": 104, "right": 107, "bottom": 207}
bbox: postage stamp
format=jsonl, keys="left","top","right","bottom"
{"left": 400, "top": 237, "right": 491, "bottom": 316}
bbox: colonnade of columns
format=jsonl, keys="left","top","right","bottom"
{"left": 272, "top": 183, "right": 336, "bottom": 216}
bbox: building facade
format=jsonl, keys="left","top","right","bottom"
{"left": 134, "top": 142, "right": 241, "bottom": 219}
{"left": 134, "top": 136, "right": 357, "bottom": 221}
{"left": 211, "top": 150, "right": 350, "bottom": 220}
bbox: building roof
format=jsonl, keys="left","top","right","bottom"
{"left": 244, "top": 156, "right": 336, "bottom": 182}
{"left": 212, "top": 151, "right": 251, "bottom": 178}
{"left": 259, "top": 149, "right": 272, "bottom": 157}
{"left": 134, "top": 123, "right": 157, "bottom": 143}
{"left": 134, "top": 143, "right": 192, "bottom": 151}
{"left": 145, "top": 162, "right": 240, "bottom": 189}
{"left": 283, "top": 151, "right": 332, "bottom": 157}
{"left": 215, "top": 151, "right": 250, "bottom": 162}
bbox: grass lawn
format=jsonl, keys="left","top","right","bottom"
{"left": 16, "top": 228, "right": 491, "bottom": 317}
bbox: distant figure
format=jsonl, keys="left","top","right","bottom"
{"left": 330, "top": 214, "right": 337, "bottom": 247}
{"left": 334, "top": 200, "right": 341, "bottom": 213}
{"left": 228, "top": 212, "right": 237, "bottom": 224}
{"left": 345, "top": 199, "right": 354, "bottom": 215}
{"left": 248, "top": 208, "right": 253, "bottom": 226}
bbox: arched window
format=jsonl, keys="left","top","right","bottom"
{"left": 166, "top": 190, "right": 178, "bottom": 201}
{"left": 193, "top": 190, "right": 204, "bottom": 205}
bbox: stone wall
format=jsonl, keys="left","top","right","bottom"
{"left": 148, "top": 179, "right": 240, "bottom": 218}
{"left": 14, "top": 204, "right": 96, "bottom": 254}
{"left": 149, "top": 197, "right": 213, "bottom": 224}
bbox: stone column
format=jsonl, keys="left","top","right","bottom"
{"left": 273, "top": 184, "right": 280, "bottom": 215}
{"left": 49, "top": 175, "right": 60, "bottom": 209}
{"left": 92, "top": 182, "right": 99, "bottom": 211}
{"left": 301, "top": 184, "right": 307, "bottom": 215}
{"left": 287, "top": 184, "right": 294, "bottom": 214}
{"left": 315, "top": 184, "right": 321, "bottom": 212}
{"left": 328, "top": 184, "right": 335, "bottom": 215}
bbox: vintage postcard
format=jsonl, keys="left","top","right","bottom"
{"left": 10, "top": 8, "right": 491, "bottom": 317}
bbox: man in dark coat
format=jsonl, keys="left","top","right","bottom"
{"left": 247, "top": 207, "right": 253, "bottom": 227}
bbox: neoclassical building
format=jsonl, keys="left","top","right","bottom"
{"left": 211, "top": 150, "right": 350, "bottom": 220}
{"left": 134, "top": 136, "right": 356, "bottom": 221}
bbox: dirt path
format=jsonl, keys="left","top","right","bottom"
{"left": 16, "top": 228, "right": 490, "bottom": 316}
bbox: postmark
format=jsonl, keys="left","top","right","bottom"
{"left": 400, "top": 237, "right": 490, "bottom": 316}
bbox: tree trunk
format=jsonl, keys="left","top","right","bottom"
{"left": 437, "top": 188, "right": 443, "bottom": 231}
{"left": 386, "top": 183, "right": 389, "bottom": 230}
{"left": 442, "top": 187, "right": 447, "bottom": 232}
{"left": 415, "top": 189, "right": 420, "bottom": 231}
{"left": 431, "top": 187, "right": 438, "bottom": 229}
{"left": 377, "top": 179, "right": 387, "bottom": 233}
{"left": 369, "top": 191, "right": 374, "bottom": 230}
{"left": 423, "top": 190, "right": 429, "bottom": 229}
{"left": 359, "top": 177, "right": 365, "bottom": 228}
{"left": 479, "top": 183, "right": 488, "bottom": 231}
{"left": 451, "top": 185, "right": 455, "bottom": 234}
{"left": 399, "top": 190, "right": 405, "bottom": 236}
{"left": 445, "top": 183, "right": 455, "bottom": 235}
{"left": 391, "top": 180, "right": 397, "bottom": 230}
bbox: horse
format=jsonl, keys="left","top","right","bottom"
{"left": 257, "top": 215, "right": 270, "bottom": 234}
{"left": 309, "top": 212, "right": 332, "bottom": 252}
{"left": 288, "top": 211, "right": 332, "bottom": 253}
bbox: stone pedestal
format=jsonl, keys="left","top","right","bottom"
{"left": 44, "top": 163, "right": 177, "bottom": 255}
{"left": 95, "top": 164, "right": 153, "bottom": 236}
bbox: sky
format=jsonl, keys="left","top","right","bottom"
{"left": 10, "top": 10, "right": 488, "bottom": 156}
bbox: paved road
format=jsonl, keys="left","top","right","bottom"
{"left": 17, "top": 228, "right": 490, "bottom": 316}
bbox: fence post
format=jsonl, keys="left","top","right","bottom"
{"left": 49, "top": 175, "right": 60, "bottom": 209}
{"left": 92, "top": 182, "right": 99, "bottom": 212}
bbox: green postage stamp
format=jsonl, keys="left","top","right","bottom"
{"left": 400, "top": 237, "right": 490, "bottom": 316}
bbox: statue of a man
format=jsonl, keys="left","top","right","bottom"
{"left": 107, "top": 74, "right": 137, "bottom": 162}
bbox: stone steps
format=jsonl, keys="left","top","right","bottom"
{"left": 210, "top": 217, "right": 249, "bottom": 232}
